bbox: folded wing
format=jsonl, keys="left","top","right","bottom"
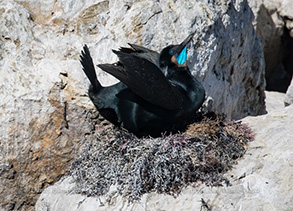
{"left": 97, "top": 50, "right": 185, "bottom": 110}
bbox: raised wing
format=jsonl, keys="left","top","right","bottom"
{"left": 97, "top": 50, "right": 185, "bottom": 110}
{"left": 119, "top": 43, "right": 160, "bottom": 67}
{"left": 80, "top": 45, "right": 101, "bottom": 92}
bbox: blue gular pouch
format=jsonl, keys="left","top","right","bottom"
{"left": 176, "top": 46, "right": 187, "bottom": 65}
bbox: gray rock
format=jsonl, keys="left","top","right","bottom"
{"left": 248, "top": 0, "right": 293, "bottom": 92}
{"left": 285, "top": 78, "right": 293, "bottom": 106}
{"left": 35, "top": 105, "right": 293, "bottom": 210}
{"left": 265, "top": 91, "right": 285, "bottom": 113}
{"left": 248, "top": 0, "right": 293, "bottom": 101}
{"left": 249, "top": 0, "right": 284, "bottom": 79}
{"left": 279, "top": 0, "right": 293, "bottom": 20}
{"left": 0, "top": 0, "right": 265, "bottom": 209}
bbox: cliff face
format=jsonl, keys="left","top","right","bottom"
{"left": 248, "top": 0, "right": 293, "bottom": 92}
{"left": 0, "top": 0, "right": 266, "bottom": 210}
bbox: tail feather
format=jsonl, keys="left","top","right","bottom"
{"left": 80, "top": 45, "right": 102, "bottom": 91}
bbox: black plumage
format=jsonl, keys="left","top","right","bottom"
{"left": 80, "top": 34, "right": 205, "bottom": 137}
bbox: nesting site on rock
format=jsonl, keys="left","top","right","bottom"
{"left": 70, "top": 112, "right": 255, "bottom": 201}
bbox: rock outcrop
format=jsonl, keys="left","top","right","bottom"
{"left": 265, "top": 91, "right": 285, "bottom": 113}
{"left": 35, "top": 104, "right": 293, "bottom": 211}
{"left": 248, "top": 0, "right": 293, "bottom": 92}
{"left": 285, "top": 78, "right": 293, "bottom": 106}
{"left": 0, "top": 0, "right": 265, "bottom": 210}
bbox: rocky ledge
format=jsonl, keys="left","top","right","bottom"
{"left": 35, "top": 102, "right": 293, "bottom": 210}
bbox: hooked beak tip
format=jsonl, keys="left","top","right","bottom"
{"left": 180, "top": 32, "right": 195, "bottom": 47}
{"left": 172, "top": 33, "right": 195, "bottom": 56}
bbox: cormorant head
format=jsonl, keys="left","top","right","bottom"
{"left": 159, "top": 33, "right": 195, "bottom": 68}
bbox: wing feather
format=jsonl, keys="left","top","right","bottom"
{"left": 98, "top": 50, "right": 185, "bottom": 110}
{"left": 80, "top": 45, "right": 101, "bottom": 91}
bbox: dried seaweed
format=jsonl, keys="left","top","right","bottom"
{"left": 70, "top": 111, "right": 255, "bottom": 202}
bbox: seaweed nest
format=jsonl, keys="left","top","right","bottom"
{"left": 70, "top": 112, "right": 255, "bottom": 202}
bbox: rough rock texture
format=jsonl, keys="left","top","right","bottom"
{"left": 0, "top": 0, "right": 265, "bottom": 210}
{"left": 0, "top": 82, "right": 104, "bottom": 210}
{"left": 9, "top": 0, "right": 265, "bottom": 120}
{"left": 248, "top": 0, "right": 293, "bottom": 92}
{"left": 285, "top": 78, "right": 293, "bottom": 106}
{"left": 265, "top": 91, "right": 285, "bottom": 113}
{"left": 35, "top": 104, "right": 293, "bottom": 211}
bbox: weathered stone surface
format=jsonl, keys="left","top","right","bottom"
{"left": 248, "top": 0, "right": 293, "bottom": 92}
{"left": 35, "top": 105, "right": 293, "bottom": 211}
{"left": 1, "top": 0, "right": 265, "bottom": 209}
{"left": 265, "top": 91, "right": 285, "bottom": 113}
{"left": 285, "top": 78, "right": 293, "bottom": 106}
{"left": 189, "top": 0, "right": 266, "bottom": 119}
{"left": 248, "top": 0, "right": 284, "bottom": 78}
{"left": 279, "top": 0, "right": 293, "bottom": 21}
{"left": 0, "top": 81, "right": 103, "bottom": 210}
{"left": 12, "top": 0, "right": 265, "bottom": 119}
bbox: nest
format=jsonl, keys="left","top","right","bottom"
{"left": 70, "top": 112, "right": 255, "bottom": 202}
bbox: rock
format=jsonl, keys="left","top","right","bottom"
{"left": 248, "top": 0, "right": 293, "bottom": 92}
{"left": 265, "top": 91, "right": 285, "bottom": 113}
{"left": 35, "top": 105, "right": 293, "bottom": 210}
{"left": 0, "top": 0, "right": 265, "bottom": 209}
{"left": 248, "top": 0, "right": 284, "bottom": 79}
{"left": 285, "top": 78, "right": 293, "bottom": 106}
{"left": 15, "top": 0, "right": 266, "bottom": 120}
{"left": 0, "top": 81, "right": 102, "bottom": 210}
{"left": 279, "top": 0, "right": 293, "bottom": 21}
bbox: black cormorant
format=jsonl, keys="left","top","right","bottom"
{"left": 80, "top": 33, "right": 205, "bottom": 137}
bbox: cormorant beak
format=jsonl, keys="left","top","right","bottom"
{"left": 177, "top": 33, "right": 195, "bottom": 54}
{"left": 170, "top": 33, "right": 195, "bottom": 66}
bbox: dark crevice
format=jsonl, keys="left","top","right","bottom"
{"left": 255, "top": 4, "right": 292, "bottom": 93}
{"left": 266, "top": 26, "right": 293, "bottom": 92}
